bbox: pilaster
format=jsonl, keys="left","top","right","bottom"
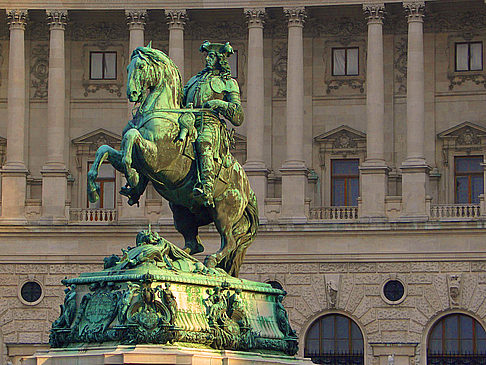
{"left": 166, "top": 9, "right": 186, "bottom": 81}
{"left": 41, "top": 9, "right": 69, "bottom": 223}
{"left": 280, "top": 7, "right": 307, "bottom": 223}
{"left": 1, "top": 10, "right": 28, "bottom": 223}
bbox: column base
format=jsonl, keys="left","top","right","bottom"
{"left": 279, "top": 164, "right": 308, "bottom": 223}
{"left": 244, "top": 163, "right": 269, "bottom": 223}
{"left": 1, "top": 165, "right": 29, "bottom": 221}
{"left": 400, "top": 160, "right": 430, "bottom": 219}
{"left": 40, "top": 166, "right": 69, "bottom": 223}
{"left": 359, "top": 161, "right": 390, "bottom": 219}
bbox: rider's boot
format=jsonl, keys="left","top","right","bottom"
{"left": 194, "top": 150, "right": 215, "bottom": 208}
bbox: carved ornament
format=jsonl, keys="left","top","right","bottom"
{"left": 305, "top": 16, "right": 366, "bottom": 44}
{"left": 46, "top": 10, "right": 68, "bottom": 30}
{"left": 272, "top": 40, "right": 287, "bottom": 98}
{"left": 438, "top": 122, "right": 486, "bottom": 165}
{"left": 363, "top": 3, "right": 385, "bottom": 24}
{"left": 186, "top": 20, "right": 246, "bottom": 40}
{"left": 245, "top": 8, "right": 265, "bottom": 28}
{"left": 69, "top": 21, "right": 128, "bottom": 41}
{"left": 125, "top": 9, "right": 147, "bottom": 31}
{"left": 284, "top": 7, "right": 306, "bottom": 27}
{"left": 30, "top": 44, "right": 49, "bottom": 99}
{"left": 394, "top": 36, "right": 407, "bottom": 94}
{"left": 403, "top": 1, "right": 425, "bottom": 22}
{"left": 7, "top": 9, "right": 28, "bottom": 30}
{"left": 165, "top": 9, "right": 186, "bottom": 30}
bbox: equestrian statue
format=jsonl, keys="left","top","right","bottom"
{"left": 87, "top": 41, "right": 258, "bottom": 277}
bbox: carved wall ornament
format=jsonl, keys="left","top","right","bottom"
{"left": 326, "top": 78, "right": 365, "bottom": 95}
{"left": 264, "top": 13, "right": 287, "bottom": 38}
{"left": 126, "top": 9, "right": 147, "bottom": 30}
{"left": 72, "top": 128, "right": 122, "bottom": 167}
{"left": 30, "top": 43, "right": 49, "bottom": 99}
{"left": 284, "top": 7, "right": 306, "bottom": 27}
{"left": 272, "top": 40, "right": 287, "bottom": 98}
{"left": 448, "top": 274, "right": 461, "bottom": 306}
{"left": 0, "top": 136, "right": 6, "bottom": 166}
{"left": 326, "top": 279, "right": 338, "bottom": 309}
{"left": 46, "top": 10, "right": 68, "bottom": 30}
{"left": 146, "top": 17, "right": 169, "bottom": 41}
{"left": 7, "top": 9, "right": 28, "bottom": 30}
{"left": 245, "top": 8, "right": 265, "bottom": 28}
{"left": 314, "top": 125, "right": 366, "bottom": 156}
{"left": 165, "top": 9, "right": 186, "bottom": 30}
{"left": 363, "top": 3, "right": 385, "bottom": 24}
{"left": 69, "top": 21, "right": 128, "bottom": 41}
{"left": 306, "top": 16, "right": 366, "bottom": 44}
{"left": 426, "top": 8, "right": 486, "bottom": 34}
{"left": 186, "top": 20, "right": 246, "bottom": 40}
{"left": 27, "top": 18, "right": 48, "bottom": 40}
{"left": 394, "top": 36, "right": 407, "bottom": 94}
{"left": 403, "top": 1, "right": 425, "bottom": 22}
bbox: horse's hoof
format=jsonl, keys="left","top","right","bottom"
{"left": 87, "top": 184, "right": 100, "bottom": 203}
{"left": 192, "top": 243, "right": 205, "bottom": 255}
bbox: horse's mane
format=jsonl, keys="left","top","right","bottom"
{"left": 131, "top": 46, "right": 183, "bottom": 108}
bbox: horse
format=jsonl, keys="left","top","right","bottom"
{"left": 86, "top": 44, "right": 258, "bottom": 277}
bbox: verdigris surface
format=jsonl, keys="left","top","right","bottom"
{"left": 50, "top": 230, "right": 298, "bottom": 355}
{"left": 87, "top": 41, "right": 256, "bottom": 277}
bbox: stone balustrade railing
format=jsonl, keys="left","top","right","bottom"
{"left": 69, "top": 208, "right": 117, "bottom": 223}
{"left": 429, "top": 204, "right": 481, "bottom": 220}
{"left": 309, "top": 206, "right": 359, "bottom": 221}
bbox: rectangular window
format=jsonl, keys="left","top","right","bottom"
{"left": 455, "top": 42, "right": 483, "bottom": 72}
{"left": 87, "top": 162, "right": 116, "bottom": 209}
{"left": 228, "top": 50, "right": 238, "bottom": 78}
{"left": 90, "top": 51, "right": 117, "bottom": 80}
{"left": 331, "top": 159, "right": 359, "bottom": 206}
{"left": 332, "top": 47, "right": 359, "bottom": 76}
{"left": 454, "top": 156, "right": 483, "bottom": 204}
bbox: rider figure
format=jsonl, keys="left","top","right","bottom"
{"left": 182, "top": 41, "right": 244, "bottom": 208}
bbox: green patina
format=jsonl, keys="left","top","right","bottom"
{"left": 51, "top": 42, "right": 298, "bottom": 356}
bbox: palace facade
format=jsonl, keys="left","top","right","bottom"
{"left": 1, "top": 0, "right": 486, "bottom": 364}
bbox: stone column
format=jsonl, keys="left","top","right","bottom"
{"left": 243, "top": 8, "right": 268, "bottom": 222}
{"left": 360, "top": 3, "right": 389, "bottom": 220}
{"left": 41, "top": 10, "right": 68, "bottom": 223}
{"left": 123, "top": 9, "right": 148, "bottom": 224}
{"left": 166, "top": 9, "right": 186, "bottom": 82}
{"left": 1, "top": 10, "right": 28, "bottom": 223}
{"left": 400, "top": 1, "right": 430, "bottom": 220}
{"left": 280, "top": 7, "right": 308, "bottom": 223}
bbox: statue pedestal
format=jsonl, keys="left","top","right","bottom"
{"left": 22, "top": 345, "right": 312, "bottom": 365}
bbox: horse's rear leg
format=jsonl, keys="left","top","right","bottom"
{"left": 169, "top": 202, "right": 205, "bottom": 255}
{"left": 205, "top": 218, "right": 236, "bottom": 271}
{"left": 87, "top": 145, "right": 124, "bottom": 203}
{"left": 121, "top": 128, "right": 157, "bottom": 188}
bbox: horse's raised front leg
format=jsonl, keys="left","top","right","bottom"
{"left": 121, "top": 128, "right": 157, "bottom": 188}
{"left": 87, "top": 145, "right": 124, "bottom": 203}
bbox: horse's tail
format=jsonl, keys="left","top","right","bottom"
{"left": 218, "top": 190, "right": 259, "bottom": 277}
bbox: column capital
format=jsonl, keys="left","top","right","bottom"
{"left": 46, "top": 10, "right": 68, "bottom": 30}
{"left": 6, "top": 9, "right": 27, "bottom": 31}
{"left": 363, "top": 3, "right": 385, "bottom": 24}
{"left": 244, "top": 8, "right": 265, "bottom": 28}
{"left": 165, "top": 9, "right": 187, "bottom": 30}
{"left": 125, "top": 9, "right": 147, "bottom": 31}
{"left": 403, "top": 1, "right": 425, "bottom": 22}
{"left": 284, "top": 7, "right": 306, "bottom": 27}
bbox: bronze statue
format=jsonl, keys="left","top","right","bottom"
{"left": 87, "top": 42, "right": 257, "bottom": 277}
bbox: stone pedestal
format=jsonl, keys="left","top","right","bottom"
{"left": 359, "top": 164, "right": 389, "bottom": 221}
{"left": 280, "top": 167, "right": 308, "bottom": 223}
{"left": 400, "top": 163, "right": 430, "bottom": 220}
{"left": 0, "top": 169, "right": 28, "bottom": 224}
{"left": 40, "top": 169, "right": 69, "bottom": 224}
{"left": 23, "top": 345, "right": 312, "bottom": 365}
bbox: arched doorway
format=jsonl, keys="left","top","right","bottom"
{"left": 304, "top": 313, "right": 364, "bottom": 364}
{"left": 427, "top": 313, "right": 486, "bottom": 364}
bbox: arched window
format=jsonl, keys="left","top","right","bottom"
{"left": 304, "top": 314, "right": 364, "bottom": 365}
{"left": 428, "top": 314, "right": 486, "bottom": 364}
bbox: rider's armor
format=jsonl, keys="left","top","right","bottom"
{"left": 182, "top": 42, "right": 244, "bottom": 208}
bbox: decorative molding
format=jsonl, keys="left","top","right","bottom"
{"left": 272, "top": 40, "right": 287, "bottom": 97}
{"left": 7, "top": 9, "right": 28, "bottom": 30}
{"left": 283, "top": 7, "right": 306, "bottom": 27}
{"left": 448, "top": 274, "right": 461, "bottom": 307}
{"left": 314, "top": 125, "right": 366, "bottom": 162}
{"left": 305, "top": 16, "right": 366, "bottom": 43}
{"left": 46, "top": 10, "right": 68, "bottom": 30}
{"left": 186, "top": 20, "right": 246, "bottom": 40}
{"left": 69, "top": 21, "right": 128, "bottom": 41}
{"left": 125, "top": 9, "right": 147, "bottom": 31}
{"left": 146, "top": 17, "right": 169, "bottom": 41}
{"left": 27, "top": 19, "right": 48, "bottom": 40}
{"left": 72, "top": 128, "right": 122, "bottom": 167}
{"left": 264, "top": 13, "right": 286, "bottom": 38}
{"left": 325, "top": 78, "right": 365, "bottom": 95}
{"left": 403, "top": 1, "right": 425, "bottom": 22}
{"left": 244, "top": 8, "right": 265, "bottom": 28}
{"left": 30, "top": 43, "right": 49, "bottom": 99}
{"left": 426, "top": 8, "right": 486, "bottom": 34}
{"left": 363, "top": 3, "right": 385, "bottom": 24}
{"left": 438, "top": 121, "right": 486, "bottom": 165}
{"left": 165, "top": 9, "right": 186, "bottom": 30}
{"left": 394, "top": 36, "right": 407, "bottom": 94}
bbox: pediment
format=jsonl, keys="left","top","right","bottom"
{"left": 314, "top": 125, "right": 366, "bottom": 149}
{"left": 72, "top": 128, "right": 122, "bottom": 146}
{"left": 438, "top": 122, "right": 486, "bottom": 145}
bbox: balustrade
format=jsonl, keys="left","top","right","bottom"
{"left": 69, "top": 208, "right": 117, "bottom": 223}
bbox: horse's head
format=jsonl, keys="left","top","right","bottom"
{"left": 127, "top": 43, "right": 182, "bottom": 107}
